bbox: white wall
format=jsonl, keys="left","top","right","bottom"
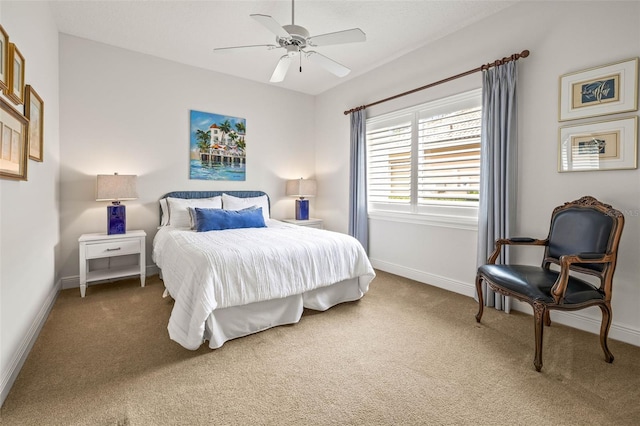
{"left": 58, "top": 35, "right": 316, "bottom": 283}
{"left": 315, "top": 1, "right": 640, "bottom": 345}
{"left": 0, "top": 1, "right": 60, "bottom": 405}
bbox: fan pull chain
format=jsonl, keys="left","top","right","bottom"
{"left": 299, "top": 53, "right": 302, "bottom": 73}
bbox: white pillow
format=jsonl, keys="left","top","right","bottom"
{"left": 165, "top": 196, "right": 222, "bottom": 228}
{"left": 222, "top": 193, "right": 270, "bottom": 221}
{"left": 159, "top": 198, "right": 169, "bottom": 226}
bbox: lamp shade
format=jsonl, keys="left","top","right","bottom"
{"left": 96, "top": 173, "right": 138, "bottom": 202}
{"left": 285, "top": 178, "right": 317, "bottom": 198}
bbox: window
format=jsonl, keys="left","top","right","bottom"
{"left": 366, "top": 89, "right": 482, "bottom": 223}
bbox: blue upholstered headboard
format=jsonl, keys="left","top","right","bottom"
{"left": 160, "top": 191, "right": 270, "bottom": 223}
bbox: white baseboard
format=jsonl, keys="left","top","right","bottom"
{"left": 371, "top": 259, "right": 640, "bottom": 347}
{"left": 371, "top": 259, "right": 476, "bottom": 298}
{"left": 61, "top": 264, "right": 160, "bottom": 290}
{"left": 0, "top": 279, "right": 61, "bottom": 408}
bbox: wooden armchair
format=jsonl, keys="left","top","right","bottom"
{"left": 475, "top": 196, "right": 624, "bottom": 371}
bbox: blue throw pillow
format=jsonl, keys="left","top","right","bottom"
{"left": 194, "top": 207, "right": 266, "bottom": 232}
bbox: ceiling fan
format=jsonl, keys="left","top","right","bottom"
{"left": 214, "top": 0, "right": 366, "bottom": 83}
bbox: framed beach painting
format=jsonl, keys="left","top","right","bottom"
{"left": 6, "top": 42, "right": 25, "bottom": 105}
{"left": 558, "top": 116, "right": 637, "bottom": 172}
{"left": 558, "top": 57, "right": 638, "bottom": 121}
{"left": 25, "top": 85, "right": 44, "bottom": 161}
{"left": 0, "top": 96, "right": 28, "bottom": 180}
{"left": 0, "top": 25, "right": 8, "bottom": 93}
{"left": 189, "top": 110, "right": 246, "bottom": 181}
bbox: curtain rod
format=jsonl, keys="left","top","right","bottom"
{"left": 343, "top": 49, "right": 530, "bottom": 115}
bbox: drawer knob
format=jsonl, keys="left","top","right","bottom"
{"left": 106, "top": 247, "right": 122, "bottom": 252}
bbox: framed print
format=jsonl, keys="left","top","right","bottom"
{"left": 558, "top": 116, "right": 637, "bottom": 172}
{"left": 0, "top": 96, "right": 28, "bottom": 180}
{"left": 0, "top": 25, "right": 8, "bottom": 92}
{"left": 559, "top": 58, "right": 638, "bottom": 121}
{"left": 6, "top": 43, "right": 25, "bottom": 105}
{"left": 189, "top": 110, "right": 246, "bottom": 181}
{"left": 25, "top": 85, "right": 44, "bottom": 161}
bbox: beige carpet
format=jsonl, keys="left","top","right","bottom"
{"left": 2, "top": 271, "right": 639, "bottom": 425}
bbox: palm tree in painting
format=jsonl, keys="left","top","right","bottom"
{"left": 218, "top": 120, "right": 233, "bottom": 146}
{"left": 228, "top": 132, "right": 238, "bottom": 145}
{"left": 235, "top": 121, "right": 246, "bottom": 148}
{"left": 195, "top": 129, "right": 211, "bottom": 153}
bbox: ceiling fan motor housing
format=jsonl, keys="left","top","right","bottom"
{"left": 280, "top": 24, "right": 310, "bottom": 51}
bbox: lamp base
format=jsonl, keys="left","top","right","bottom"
{"left": 107, "top": 204, "right": 126, "bottom": 235}
{"left": 295, "top": 199, "right": 309, "bottom": 220}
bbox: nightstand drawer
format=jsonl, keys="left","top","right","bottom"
{"left": 85, "top": 239, "right": 140, "bottom": 259}
{"left": 281, "top": 218, "right": 323, "bottom": 229}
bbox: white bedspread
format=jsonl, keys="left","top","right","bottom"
{"left": 153, "top": 220, "right": 375, "bottom": 349}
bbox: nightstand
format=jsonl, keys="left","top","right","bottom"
{"left": 78, "top": 230, "right": 146, "bottom": 297}
{"left": 281, "top": 218, "right": 323, "bottom": 229}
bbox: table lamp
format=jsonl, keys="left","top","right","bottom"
{"left": 96, "top": 173, "right": 138, "bottom": 234}
{"left": 286, "top": 178, "right": 316, "bottom": 220}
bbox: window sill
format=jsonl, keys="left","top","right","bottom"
{"left": 368, "top": 210, "right": 478, "bottom": 231}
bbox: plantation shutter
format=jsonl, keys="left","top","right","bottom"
{"left": 417, "top": 106, "right": 482, "bottom": 205}
{"left": 365, "top": 89, "right": 482, "bottom": 215}
{"left": 366, "top": 115, "right": 412, "bottom": 207}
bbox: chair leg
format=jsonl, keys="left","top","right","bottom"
{"left": 599, "top": 302, "right": 614, "bottom": 363}
{"left": 475, "top": 275, "right": 484, "bottom": 323}
{"left": 533, "top": 301, "right": 546, "bottom": 372}
{"left": 544, "top": 310, "right": 551, "bottom": 327}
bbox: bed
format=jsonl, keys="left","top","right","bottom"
{"left": 152, "top": 191, "right": 375, "bottom": 350}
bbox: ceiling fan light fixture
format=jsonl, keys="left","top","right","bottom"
{"left": 285, "top": 45, "right": 299, "bottom": 57}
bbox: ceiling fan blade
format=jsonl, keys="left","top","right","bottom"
{"left": 250, "top": 14, "right": 290, "bottom": 39}
{"left": 307, "top": 28, "right": 366, "bottom": 46}
{"left": 306, "top": 51, "right": 350, "bottom": 77}
{"left": 214, "top": 44, "right": 279, "bottom": 53}
{"left": 270, "top": 55, "right": 293, "bottom": 82}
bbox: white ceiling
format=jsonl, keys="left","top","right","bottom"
{"left": 49, "top": 0, "right": 519, "bottom": 96}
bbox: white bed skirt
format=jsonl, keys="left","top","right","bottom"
{"left": 203, "top": 278, "right": 363, "bottom": 349}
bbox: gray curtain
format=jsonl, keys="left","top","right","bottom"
{"left": 349, "top": 109, "right": 368, "bottom": 253}
{"left": 476, "top": 61, "right": 518, "bottom": 313}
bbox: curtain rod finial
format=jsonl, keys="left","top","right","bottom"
{"left": 520, "top": 50, "right": 530, "bottom": 58}
{"left": 344, "top": 105, "right": 367, "bottom": 115}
